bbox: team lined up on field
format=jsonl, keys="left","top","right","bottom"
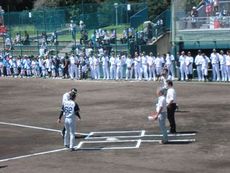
{"left": 0, "top": 48, "right": 230, "bottom": 82}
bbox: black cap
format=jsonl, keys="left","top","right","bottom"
{"left": 71, "top": 88, "right": 78, "bottom": 94}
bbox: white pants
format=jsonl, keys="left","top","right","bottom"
{"left": 64, "top": 118, "right": 76, "bottom": 149}
{"left": 168, "top": 64, "right": 175, "bottom": 80}
{"left": 94, "top": 65, "right": 100, "bottom": 80}
{"left": 180, "top": 65, "right": 186, "bottom": 81}
{"left": 212, "top": 63, "right": 220, "bottom": 81}
{"left": 227, "top": 66, "right": 230, "bottom": 81}
{"left": 116, "top": 66, "right": 122, "bottom": 80}
{"left": 148, "top": 65, "right": 156, "bottom": 81}
{"left": 110, "top": 65, "right": 116, "bottom": 80}
{"left": 134, "top": 65, "right": 141, "bottom": 80}
{"left": 220, "top": 64, "right": 227, "bottom": 81}
{"left": 142, "top": 65, "right": 148, "bottom": 80}
{"left": 69, "top": 64, "right": 79, "bottom": 79}
{"left": 102, "top": 65, "right": 109, "bottom": 79}
{"left": 90, "top": 65, "right": 95, "bottom": 79}
{"left": 196, "top": 65, "right": 202, "bottom": 81}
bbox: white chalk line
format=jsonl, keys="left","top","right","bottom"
{"left": 0, "top": 148, "right": 67, "bottom": 163}
{"left": 76, "top": 139, "right": 142, "bottom": 150}
{"left": 0, "top": 121, "right": 89, "bottom": 136}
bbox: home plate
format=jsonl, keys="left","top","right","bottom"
{"left": 106, "top": 137, "right": 118, "bottom": 141}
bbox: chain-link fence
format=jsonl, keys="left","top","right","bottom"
{"left": 0, "top": 3, "right": 148, "bottom": 56}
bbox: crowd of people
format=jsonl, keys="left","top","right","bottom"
{"left": 0, "top": 48, "right": 230, "bottom": 82}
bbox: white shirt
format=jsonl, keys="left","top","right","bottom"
{"left": 126, "top": 58, "right": 133, "bottom": 68}
{"left": 210, "top": 53, "right": 219, "bottom": 64}
{"left": 156, "top": 95, "right": 167, "bottom": 113}
{"left": 101, "top": 56, "right": 109, "bottom": 66}
{"left": 63, "top": 100, "right": 76, "bottom": 119}
{"left": 166, "top": 88, "right": 176, "bottom": 104}
{"left": 179, "top": 55, "right": 186, "bottom": 66}
{"left": 147, "top": 56, "right": 155, "bottom": 66}
{"left": 70, "top": 56, "right": 76, "bottom": 65}
{"left": 185, "top": 56, "right": 193, "bottom": 66}
{"left": 110, "top": 56, "right": 116, "bottom": 66}
{"left": 219, "top": 54, "right": 226, "bottom": 65}
{"left": 225, "top": 55, "right": 230, "bottom": 66}
{"left": 155, "top": 57, "right": 163, "bottom": 68}
{"left": 195, "top": 54, "right": 203, "bottom": 65}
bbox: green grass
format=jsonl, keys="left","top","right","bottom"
{"left": 58, "top": 24, "right": 130, "bottom": 42}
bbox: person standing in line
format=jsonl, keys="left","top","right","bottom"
{"left": 101, "top": 52, "right": 110, "bottom": 80}
{"left": 125, "top": 54, "right": 134, "bottom": 80}
{"left": 109, "top": 52, "right": 117, "bottom": 80}
{"left": 166, "top": 80, "right": 177, "bottom": 134}
{"left": 201, "top": 53, "right": 210, "bottom": 82}
{"left": 165, "top": 52, "right": 174, "bottom": 80}
{"left": 116, "top": 54, "right": 123, "bottom": 80}
{"left": 219, "top": 50, "right": 227, "bottom": 82}
{"left": 141, "top": 52, "right": 148, "bottom": 81}
{"left": 150, "top": 88, "right": 168, "bottom": 144}
{"left": 134, "top": 52, "right": 141, "bottom": 80}
{"left": 57, "top": 91, "right": 81, "bottom": 151}
{"left": 210, "top": 49, "right": 220, "bottom": 82}
{"left": 155, "top": 53, "right": 164, "bottom": 80}
{"left": 195, "top": 50, "right": 203, "bottom": 81}
{"left": 225, "top": 50, "right": 230, "bottom": 82}
{"left": 185, "top": 51, "right": 194, "bottom": 81}
{"left": 69, "top": 53, "right": 78, "bottom": 80}
{"left": 63, "top": 53, "right": 70, "bottom": 79}
{"left": 179, "top": 51, "right": 187, "bottom": 81}
{"left": 89, "top": 52, "right": 95, "bottom": 79}
{"left": 147, "top": 52, "right": 156, "bottom": 81}
{"left": 93, "top": 54, "right": 100, "bottom": 80}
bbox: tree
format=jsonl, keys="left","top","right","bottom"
{"left": 147, "top": 0, "right": 171, "bottom": 21}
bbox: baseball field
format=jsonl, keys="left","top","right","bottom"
{"left": 0, "top": 78, "right": 230, "bottom": 173}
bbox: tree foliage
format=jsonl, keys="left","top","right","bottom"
{"left": 147, "top": 0, "right": 171, "bottom": 21}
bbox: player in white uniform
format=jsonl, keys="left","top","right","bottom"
{"left": 140, "top": 52, "right": 148, "bottom": 80}
{"left": 58, "top": 91, "right": 80, "bottom": 151}
{"left": 109, "top": 53, "right": 117, "bottom": 80}
{"left": 155, "top": 53, "right": 164, "bottom": 80}
{"left": 89, "top": 54, "right": 95, "bottom": 79}
{"left": 147, "top": 52, "right": 156, "bottom": 81}
{"left": 101, "top": 53, "right": 110, "bottom": 80}
{"left": 116, "top": 54, "right": 123, "bottom": 80}
{"left": 226, "top": 50, "right": 230, "bottom": 82}
{"left": 69, "top": 53, "right": 78, "bottom": 80}
{"left": 185, "top": 51, "right": 194, "bottom": 80}
{"left": 165, "top": 52, "right": 174, "bottom": 80}
{"left": 201, "top": 53, "right": 210, "bottom": 82}
{"left": 210, "top": 49, "right": 220, "bottom": 81}
{"left": 93, "top": 54, "right": 100, "bottom": 80}
{"left": 125, "top": 55, "right": 134, "bottom": 80}
{"left": 179, "top": 51, "right": 187, "bottom": 81}
{"left": 134, "top": 52, "right": 141, "bottom": 80}
{"left": 195, "top": 50, "right": 203, "bottom": 81}
{"left": 219, "top": 50, "right": 227, "bottom": 82}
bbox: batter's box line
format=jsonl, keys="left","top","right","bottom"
{"left": 85, "top": 130, "right": 196, "bottom": 140}
{"left": 75, "top": 139, "right": 142, "bottom": 150}
{"left": 85, "top": 130, "right": 145, "bottom": 140}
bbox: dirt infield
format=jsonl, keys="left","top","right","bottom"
{"left": 0, "top": 78, "right": 230, "bottom": 173}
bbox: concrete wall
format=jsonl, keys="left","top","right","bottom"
{"left": 155, "top": 32, "right": 171, "bottom": 55}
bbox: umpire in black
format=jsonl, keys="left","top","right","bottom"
{"left": 166, "top": 80, "right": 177, "bottom": 133}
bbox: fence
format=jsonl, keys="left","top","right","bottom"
{"left": 130, "top": 7, "right": 148, "bottom": 28}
